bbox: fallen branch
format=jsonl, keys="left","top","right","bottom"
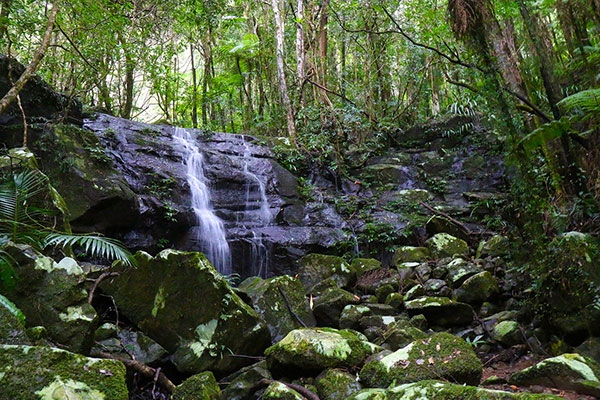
{"left": 88, "top": 272, "right": 120, "bottom": 304}
{"left": 420, "top": 202, "right": 472, "bottom": 236}
{"left": 278, "top": 287, "right": 308, "bottom": 328}
{"left": 246, "top": 378, "right": 320, "bottom": 400}
{"left": 95, "top": 351, "right": 176, "bottom": 393}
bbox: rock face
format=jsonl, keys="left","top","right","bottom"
{"left": 100, "top": 249, "right": 270, "bottom": 374}
{"left": 0, "top": 295, "right": 30, "bottom": 345}
{"left": 2, "top": 243, "right": 97, "bottom": 354}
{"left": 359, "top": 333, "right": 482, "bottom": 387}
{"left": 265, "top": 328, "right": 380, "bottom": 375}
{"left": 173, "top": 371, "right": 222, "bottom": 400}
{"left": 510, "top": 353, "right": 600, "bottom": 397}
{"left": 0, "top": 344, "right": 128, "bottom": 400}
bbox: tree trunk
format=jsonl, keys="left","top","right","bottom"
{"left": 296, "top": 0, "right": 305, "bottom": 105}
{"left": 121, "top": 53, "right": 134, "bottom": 119}
{"left": 190, "top": 43, "right": 198, "bottom": 128}
{"left": 0, "top": 0, "right": 60, "bottom": 116}
{"left": 271, "top": 0, "right": 297, "bottom": 142}
{"left": 0, "top": 0, "right": 10, "bottom": 43}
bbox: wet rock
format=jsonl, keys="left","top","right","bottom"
{"left": 445, "top": 258, "right": 481, "bottom": 288}
{"left": 510, "top": 353, "right": 600, "bottom": 397}
{"left": 96, "top": 328, "right": 168, "bottom": 365}
{"left": 576, "top": 337, "right": 600, "bottom": 363}
{"left": 403, "top": 285, "right": 425, "bottom": 301}
{"left": 221, "top": 361, "right": 272, "bottom": 400}
{"left": 313, "top": 287, "right": 360, "bottom": 328}
{"left": 101, "top": 250, "right": 270, "bottom": 374}
{"left": 359, "top": 333, "right": 482, "bottom": 387}
{"left": 426, "top": 233, "right": 469, "bottom": 259}
{"left": 238, "top": 275, "right": 315, "bottom": 342}
{"left": 423, "top": 279, "right": 446, "bottom": 294}
{"left": 384, "top": 293, "right": 404, "bottom": 310}
{"left": 298, "top": 254, "right": 353, "bottom": 292}
{"left": 392, "top": 246, "right": 430, "bottom": 265}
{"left": 0, "top": 295, "right": 30, "bottom": 345}
{"left": 405, "top": 297, "right": 473, "bottom": 326}
{"left": 2, "top": 244, "right": 97, "bottom": 353}
{"left": 173, "top": 371, "right": 222, "bottom": 400}
{"left": 0, "top": 344, "right": 128, "bottom": 399}
{"left": 263, "top": 382, "right": 304, "bottom": 400}
{"left": 491, "top": 321, "right": 522, "bottom": 346}
{"left": 339, "top": 305, "right": 372, "bottom": 330}
{"left": 315, "top": 369, "right": 362, "bottom": 400}
{"left": 454, "top": 271, "right": 499, "bottom": 304}
{"left": 265, "top": 328, "right": 381, "bottom": 375}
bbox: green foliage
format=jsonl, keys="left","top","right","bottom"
{"left": 558, "top": 88, "right": 600, "bottom": 122}
{"left": 0, "top": 293, "right": 25, "bottom": 324}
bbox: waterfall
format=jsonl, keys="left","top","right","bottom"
{"left": 240, "top": 136, "right": 272, "bottom": 277}
{"left": 174, "top": 127, "right": 232, "bottom": 274}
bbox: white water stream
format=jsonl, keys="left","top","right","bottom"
{"left": 174, "top": 127, "right": 232, "bottom": 274}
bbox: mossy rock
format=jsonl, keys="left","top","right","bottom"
{"left": 262, "top": 382, "right": 304, "bottom": 400}
{"left": 404, "top": 296, "right": 473, "bottom": 326}
{"left": 313, "top": 287, "right": 360, "bottom": 328}
{"left": 173, "top": 371, "right": 222, "bottom": 400}
{"left": 298, "top": 254, "right": 353, "bottom": 292}
{"left": 363, "top": 164, "right": 412, "bottom": 186}
{"left": 426, "top": 216, "right": 469, "bottom": 242}
{"left": 477, "top": 235, "right": 509, "bottom": 258}
{"left": 425, "top": 233, "right": 469, "bottom": 259}
{"left": 445, "top": 258, "right": 481, "bottom": 288}
{"left": 454, "top": 271, "right": 500, "bottom": 304}
{"left": 238, "top": 275, "right": 316, "bottom": 342}
{"left": 350, "top": 258, "right": 382, "bottom": 277}
{"left": 491, "top": 321, "right": 522, "bottom": 347}
{"left": 576, "top": 337, "right": 600, "bottom": 363}
{"left": 100, "top": 249, "right": 270, "bottom": 374}
{"left": 0, "top": 295, "right": 30, "bottom": 345}
{"left": 339, "top": 305, "right": 372, "bottom": 330}
{"left": 392, "top": 247, "right": 430, "bottom": 265}
{"left": 509, "top": 353, "right": 600, "bottom": 397}
{"left": 316, "top": 369, "right": 362, "bottom": 400}
{"left": 221, "top": 361, "right": 272, "bottom": 400}
{"left": 385, "top": 380, "right": 562, "bottom": 399}
{"left": 0, "top": 344, "right": 127, "bottom": 399}
{"left": 359, "top": 333, "right": 482, "bottom": 387}
{"left": 2, "top": 244, "right": 97, "bottom": 353}
{"left": 346, "top": 388, "right": 388, "bottom": 400}
{"left": 265, "top": 328, "right": 381, "bottom": 375}
{"left": 381, "top": 320, "right": 428, "bottom": 351}
{"left": 384, "top": 293, "right": 404, "bottom": 310}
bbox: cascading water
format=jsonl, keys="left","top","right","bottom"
{"left": 240, "top": 136, "right": 272, "bottom": 277}
{"left": 174, "top": 127, "right": 232, "bottom": 274}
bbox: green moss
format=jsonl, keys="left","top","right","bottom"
{"left": 298, "top": 254, "right": 353, "bottom": 291}
{"left": 426, "top": 233, "right": 469, "bottom": 259}
{"left": 315, "top": 369, "right": 362, "bottom": 400}
{"left": 393, "top": 247, "right": 430, "bottom": 265}
{"left": 263, "top": 382, "right": 304, "bottom": 400}
{"left": 0, "top": 345, "right": 127, "bottom": 399}
{"left": 173, "top": 371, "right": 222, "bottom": 400}
{"left": 359, "top": 333, "right": 482, "bottom": 388}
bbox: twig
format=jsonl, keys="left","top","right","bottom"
{"left": 278, "top": 287, "right": 308, "bottom": 328}
{"left": 420, "top": 202, "right": 472, "bottom": 235}
{"left": 88, "top": 272, "right": 120, "bottom": 304}
{"left": 94, "top": 351, "right": 176, "bottom": 393}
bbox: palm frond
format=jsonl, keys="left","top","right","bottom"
{"left": 44, "top": 233, "right": 135, "bottom": 266}
{"left": 0, "top": 293, "right": 24, "bottom": 323}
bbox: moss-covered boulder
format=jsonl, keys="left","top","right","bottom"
{"left": 576, "top": 337, "right": 600, "bottom": 363}
{"left": 445, "top": 258, "right": 482, "bottom": 288}
{"left": 238, "top": 275, "right": 316, "bottom": 342}
{"left": 350, "top": 258, "right": 382, "bottom": 277}
{"left": 0, "top": 295, "right": 30, "bottom": 345}
{"left": 313, "top": 287, "right": 360, "bottom": 328}
{"left": 454, "top": 271, "right": 499, "bottom": 304}
{"left": 477, "top": 235, "right": 509, "bottom": 258}
{"left": 265, "top": 328, "right": 381, "bottom": 375}
{"left": 509, "top": 353, "right": 600, "bottom": 397}
{"left": 316, "top": 369, "right": 362, "bottom": 400}
{"left": 221, "top": 361, "right": 272, "bottom": 400}
{"left": 426, "top": 233, "right": 469, "bottom": 259}
{"left": 173, "top": 371, "right": 222, "bottom": 400}
{"left": 2, "top": 243, "right": 97, "bottom": 353}
{"left": 359, "top": 333, "right": 482, "bottom": 388}
{"left": 298, "top": 254, "right": 353, "bottom": 292}
{"left": 385, "top": 380, "right": 561, "bottom": 399}
{"left": 263, "top": 382, "right": 304, "bottom": 400}
{"left": 339, "top": 305, "right": 372, "bottom": 330}
{"left": 0, "top": 344, "right": 127, "bottom": 399}
{"left": 491, "top": 321, "right": 522, "bottom": 347}
{"left": 426, "top": 216, "right": 469, "bottom": 242}
{"left": 346, "top": 389, "right": 388, "bottom": 400}
{"left": 392, "top": 247, "right": 430, "bottom": 265}
{"left": 95, "top": 328, "right": 168, "bottom": 365}
{"left": 100, "top": 250, "right": 270, "bottom": 374}
{"left": 381, "top": 319, "right": 428, "bottom": 351}
{"left": 404, "top": 296, "right": 473, "bottom": 326}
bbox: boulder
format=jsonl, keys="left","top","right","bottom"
{"left": 315, "top": 369, "right": 362, "bottom": 400}
{"left": 477, "top": 235, "right": 509, "bottom": 258}
{"left": 381, "top": 320, "right": 428, "bottom": 350}
{"left": 404, "top": 297, "right": 473, "bottom": 326}
{"left": 238, "top": 275, "right": 316, "bottom": 342}
{"left": 491, "top": 321, "right": 522, "bottom": 347}
{"left": 221, "top": 361, "right": 272, "bottom": 400}
{"left": 454, "top": 271, "right": 499, "bottom": 304}
{"left": 392, "top": 247, "right": 430, "bottom": 265}
{"left": 100, "top": 250, "right": 270, "bottom": 374}
{"left": 313, "top": 287, "right": 360, "bottom": 328}
{"left": 265, "top": 328, "right": 381, "bottom": 375}
{"left": 173, "top": 371, "right": 222, "bottom": 400}
{"left": 425, "top": 216, "right": 469, "bottom": 242}
{"left": 339, "top": 305, "right": 372, "bottom": 330}
{"left": 445, "top": 258, "right": 481, "bottom": 288}
{"left": 298, "top": 254, "right": 353, "bottom": 292}
{"left": 576, "top": 337, "right": 600, "bottom": 363}
{"left": 2, "top": 244, "right": 97, "bottom": 353}
{"left": 0, "top": 344, "right": 128, "bottom": 399}
{"left": 426, "top": 233, "right": 469, "bottom": 259}
{"left": 95, "top": 328, "right": 168, "bottom": 365}
{"left": 350, "top": 258, "right": 382, "bottom": 277}
{"left": 0, "top": 295, "right": 30, "bottom": 345}
{"left": 263, "top": 382, "right": 304, "bottom": 400}
{"left": 359, "top": 333, "right": 482, "bottom": 388}
{"left": 510, "top": 353, "right": 600, "bottom": 397}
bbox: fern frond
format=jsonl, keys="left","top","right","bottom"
{"left": 44, "top": 233, "right": 135, "bottom": 266}
{"left": 0, "top": 293, "right": 24, "bottom": 323}
{"left": 558, "top": 88, "right": 600, "bottom": 119}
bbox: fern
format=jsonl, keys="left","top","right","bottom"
{"left": 0, "top": 293, "right": 25, "bottom": 323}
{"left": 558, "top": 88, "right": 600, "bottom": 121}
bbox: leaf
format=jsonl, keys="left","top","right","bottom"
{"left": 44, "top": 233, "right": 135, "bottom": 267}
{"left": 0, "top": 293, "right": 25, "bottom": 323}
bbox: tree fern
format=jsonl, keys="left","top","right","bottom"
{"left": 558, "top": 88, "right": 600, "bottom": 121}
